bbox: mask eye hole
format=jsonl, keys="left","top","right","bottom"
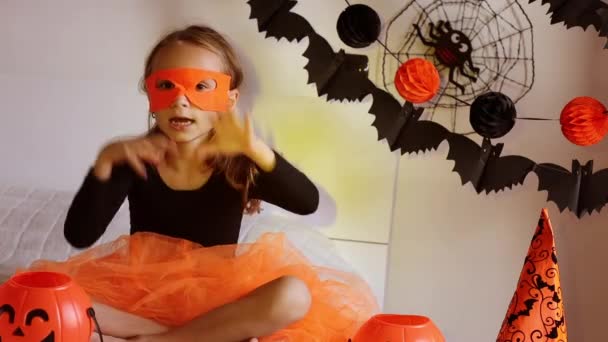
{"left": 156, "top": 80, "right": 175, "bottom": 90}
{"left": 196, "top": 78, "right": 217, "bottom": 92}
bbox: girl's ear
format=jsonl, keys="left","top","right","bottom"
{"left": 228, "top": 89, "right": 240, "bottom": 110}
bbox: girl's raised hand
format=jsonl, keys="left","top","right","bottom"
{"left": 197, "top": 108, "right": 257, "bottom": 160}
{"left": 94, "top": 134, "right": 177, "bottom": 181}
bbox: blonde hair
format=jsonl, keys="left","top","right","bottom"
{"left": 143, "top": 25, "right": 261, "bottom": 215}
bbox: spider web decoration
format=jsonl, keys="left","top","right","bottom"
{"left": 380, "top": 0, "right": 535, "bottom": 133}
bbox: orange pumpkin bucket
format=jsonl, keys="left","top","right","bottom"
{"left": 351, "top": 314, "right": 445, "bottom": 342}
{"left": 0, "top": 271, "right": 103, "bottom": 342}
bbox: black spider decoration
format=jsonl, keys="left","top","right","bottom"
{"left": 413, "top": 20, "right": 480, "bottom": 94}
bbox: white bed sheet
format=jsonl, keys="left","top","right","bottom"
{"left": 0, "top": 184, "right": 128, "bottom": 276}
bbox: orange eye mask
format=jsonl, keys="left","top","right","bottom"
{"left": 145, "top": 68, "right": 232, "bottom": 113}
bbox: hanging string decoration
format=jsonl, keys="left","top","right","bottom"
{"left": 246, "top": 0, "right": 608, "bottom": 218}
{"left": 380, "top": 0, "right": 535, "bottom": 134}
{"left": 559, "top": 96, "right": 608, "bottom": 146}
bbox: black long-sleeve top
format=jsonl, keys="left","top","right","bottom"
{"left": 64, "top": 151, "right": 319, "bottom": 248}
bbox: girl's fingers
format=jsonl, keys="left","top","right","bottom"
{"left": 124, "top": 146, "right": 148, "bottom": 179}
{"left": 147, "top": 134, "right": 169, "bottom": 150}
{"left": 226, "top": 107, "right": 238, "bottom": 124}
{"left": 166, "top": 139, "right": 178, "bottom": 158}
{"left": 138, "top": 140, "right": 163, "bottom": 165}
{"left": 147, "top": 134, "right": 178, "bottom": 159}
{"left": 218, "top": 106, "right": 239, "bottom": 126}
{"left": 209, "top": 112, "right": 221, "bottom": 128}
{"left": 244, "top": 112, "right": 253, "bottom": 136}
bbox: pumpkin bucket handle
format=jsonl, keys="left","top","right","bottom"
{"left": 87, "top": 307, "right": 104, "bottom": 342}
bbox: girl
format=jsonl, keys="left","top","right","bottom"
{"left": 25, "top": 25, "right": 378, "bottom": 341}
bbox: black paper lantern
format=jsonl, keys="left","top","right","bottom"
{"left": 336, "top": 4, "right": 381, "bottom": 49}
{"left": 470, "top": 92, "right": 517, "bottom": 139}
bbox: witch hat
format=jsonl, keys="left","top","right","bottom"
{"left": 496, "top": 208, "right": 567, "bottom": 341}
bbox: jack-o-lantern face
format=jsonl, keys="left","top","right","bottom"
{"left": 0, "top": 304, "right": 55, "bottom": 342}
{"left": 0, "top": 272, "right": 95, "bottom": 342}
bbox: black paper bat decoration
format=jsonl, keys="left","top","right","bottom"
{"left": 247, "top": 0, "right": 313, "bottom": 42}
{"left": 303, "top": 32, "right": 375, "bottom": 102}
{"left": 369, "top": 87, "right": 450, "bottom": 154}
{"left": 532, "top": 160, "right": 608, "bottom": 217}
{"left": 247, "top": 0, "right": 373, "bottom": 102}
{"left": 528, "top": 0, "right": 608, "bottom": 31}
{"left": 446, "top": 135, "right": 536, "bottom": 193}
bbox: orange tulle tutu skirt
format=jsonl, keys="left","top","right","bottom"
{"left": 22, "top": 232, "right": 379, "bottom": 341}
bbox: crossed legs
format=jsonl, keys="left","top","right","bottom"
{"left": 91, "top": 276, "right": 311, "bottom": 342}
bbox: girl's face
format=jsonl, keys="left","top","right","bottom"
{"left": 149, "top": 41, "right": 238, "bottom": 143}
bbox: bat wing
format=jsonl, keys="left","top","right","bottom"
{"left": 530, "top": 0, "right": 607, "bottom": 31}
{"left": 598, "top": 8, "right": 608, "bottom": 48}
{"left": 481, "top": 155, "right": 536, "bottom": 193}
{"left": 581, "top": 168, "right": 608, "bottom": 215}
{"left": 395, "top": 119, "right": 450, "bottom": 155}
{"left": 533, "top": 163, "right": 576, "bottom": 213}
{"left": 329, "top": 55, "right": 374, "bottom": 102}
{"left": 247, "top": 0, "right": 313, "bottom": 42}
{"left": 368, "top": 87, "right": 406, "bottom": 146}
{"left": 302, "top": 33, "right": 340, "bottom": 94}
{"left": 446, "top": 133, "right": 481, "bottom": 187}
{"left": 303, "top": 33, "right": 373, "bottom": 102}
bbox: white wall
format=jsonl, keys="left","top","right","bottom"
{"left": 0, "top": 0, "right": 172, "bottom": 190}
{"left": 2, "top": 1, "right": 608, "bottom": 340}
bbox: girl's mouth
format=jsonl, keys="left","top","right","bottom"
{"left": 169, "top": 117, "right": 195, "bottom": 130}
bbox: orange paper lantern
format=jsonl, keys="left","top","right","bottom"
{"left": 497, "top": 208, "right": 567, "bottom": 342}
{"left": 560, "top": 96, "right": 608, "bottom": 146}
{"left": 0, "top": 271, "right": 99, "bottom": 342}
{"left": 351, "top": 314, "right": 445, "bottom": 342}
{"left": 394, "top": 58, "right": 441, "bottom": 104}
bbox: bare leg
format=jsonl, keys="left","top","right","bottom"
{"left": 92, "top": 302, "right": 169, "bottom": 338}
{"left": 139, "top": 276, "right": 311, "bottom": 342}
